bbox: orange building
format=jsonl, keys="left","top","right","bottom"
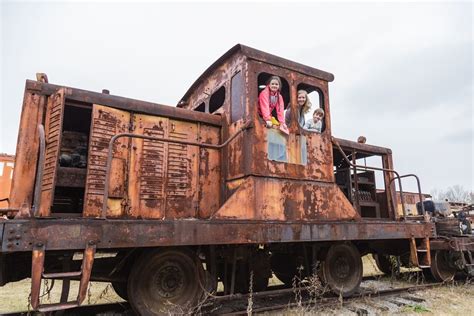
{"left": 0, "top": 154, "right": 15, "bottom": 208}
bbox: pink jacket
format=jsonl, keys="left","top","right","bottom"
{"left": 258, "top": 86, "right": 285, "bottom": 123}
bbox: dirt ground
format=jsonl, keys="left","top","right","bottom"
{"left": 0, "top": 255, "right": 472, "bottom": 314}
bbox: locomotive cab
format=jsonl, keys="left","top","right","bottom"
{"left": 180, "top": 44, "right": 397, "bottom": 221}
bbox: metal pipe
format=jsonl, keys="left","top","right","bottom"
{"left": 33, "top": 124, "right": 46, "bottom": 217}
{"left": 332, "top": 137, "right": 408, "bottom": 218}
{"left": 101, "top": 121, "right": 252, "bottom": 218}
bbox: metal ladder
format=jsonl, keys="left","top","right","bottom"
{"left": 30, "top": 241, "right": 96, "bottom": 312}
{"left": 410, "top": 237, "right": 431, "bottom": 268}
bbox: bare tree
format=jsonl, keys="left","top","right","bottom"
{"left": 430, "top": 185, "right": 473, "bottom": 203}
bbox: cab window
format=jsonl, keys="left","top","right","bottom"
{"left": 297, "top": 83, "right": 325, "bottom": 133}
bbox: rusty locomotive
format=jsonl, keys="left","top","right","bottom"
{"left": 1, "top": 44, "right": 473, "bottom": 315}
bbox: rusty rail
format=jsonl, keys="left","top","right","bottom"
{"left": 332, "top": 137, "right": 425, "bottom": 219}
{"left": 389, "top": 174, "right": 426, "bottom": 217}
{"left": 101, "top": 121, "right": 252, "bottom": 218}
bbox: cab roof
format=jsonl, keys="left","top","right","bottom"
{"left": 178, "top": 44, "right": 334, "bottom": 106}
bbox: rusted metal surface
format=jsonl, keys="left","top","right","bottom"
{"left": 0, "top": 154, "right": 14, "bottom": 209}
{"left": 84, "top": 105, "right": 130, "bottom": 217}
{"left": 30, "top": 241, "right": 96, "bottom": 312}
{"left": 213, "top": 176, "right": 359, "bottom": 220}
{"left": 430, "top": 237, "right": 474, "bottom": 251}
{"left": 179, "top": 44, "right": 334, "bottom": 106}
{"left": 25, "top": 80, "right": 222, "bottom": 127}
{"left": 332, "top": 137, "right": 417, "bottom": 219}
{"left": 38, "top": 89, "right": 66, "bottom": 217}
{"left": 102, "top": 120, "right": 249, "bottom": 218}
{"left": 30, "top": 243, "right": 45, "bottom": 309}
{"left": 1, "top": 219, "right": 434, "bottom": 253}
{"left": 77, "top": 242, "right": 96, "bottom": 304}
{"left": 9, "top": 45, "right": 410, "bottom": 225}
{"left": 9, "top": 90, "right": 46, "bottom": 210}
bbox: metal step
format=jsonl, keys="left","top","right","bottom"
{"left": 43, "top": 271, "right": 82, "bottom": 278}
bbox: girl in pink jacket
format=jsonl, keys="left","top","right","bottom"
{"left": 258, "top": 76, "right": 289, "bottom": 135}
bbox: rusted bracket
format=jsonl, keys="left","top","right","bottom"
{"left": 332, "top": 137, "right": 425, "bottom": 219}
{"left": 101, "top": 121, "right": 253, "bottom": 218}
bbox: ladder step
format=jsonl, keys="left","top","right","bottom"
{"left": 42, "top": 271, "right": 82, "bottom": 278}
{"left": 419, "top": 265, "right": 431, "bottom": 268}
{"left": 38, "top": 301, "right": 78, "bottom": 312}
{"left": 417, "top": 249, "right": 428, "bottom": 252}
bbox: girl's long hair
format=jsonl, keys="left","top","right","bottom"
{"left": 297, "top": 90, "right": 312, "bottom": 114}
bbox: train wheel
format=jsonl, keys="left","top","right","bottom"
{"left": 430, "top": 250, "right": 456, "bottom": 282}
{"left": 322, "top": 243, "right": 362, "bottom": 297}
{"left": 111, "top": 281, "right": 128, "bottom": 301}
{"left": 128, "top": 248, "right": 204, "bottom": 315}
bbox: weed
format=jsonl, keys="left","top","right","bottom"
{"left": 247, "top": 270, "right": 253, "bottom": 315}
{"left": 403, "top": 304, "right": 430, "bottom": 313}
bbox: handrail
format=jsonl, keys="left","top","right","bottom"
{"left": 101, "top": 121, "right": 253, "bottom": 218}
{"left": 33, "top": 124, "right": 46, "bottom": 217}
{"left": 332, "top": 137, "right": 408, "bottom": 218}
{"left": 389, "top": 174, "right": 426, "bottom": 218}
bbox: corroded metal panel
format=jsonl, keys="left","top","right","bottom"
{"left": 165, "top": 119, "right": 199, "bottom": 218}
{"left": 128, "top": 116, "right": 201, "bottom": 219}
{"left": 38, "top": 89, "right": 66, "bottom": 216}
{"left": 9, "top": 90, "right": 46, "bottom": 210}
{"left": 2, "top": 219, "right": 435, "bottom": 252}
{"left": 128, "top": 114, "right": 168, "bottom": 218}
{"left": 198, "top": 124, "right": 221, "bottom": 218}
{"left": 215, "top": 176, "right": 359, "bottom": 221}
{"left": 84, "top": 105, "right": 130, "bottom": 217}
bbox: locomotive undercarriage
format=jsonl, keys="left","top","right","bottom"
{"left": 0, "top": 217, "right": 451, "bottom": 313}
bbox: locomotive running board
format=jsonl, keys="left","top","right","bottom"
{"left": 30, "top": 241, "right": 96, "bottom": 312}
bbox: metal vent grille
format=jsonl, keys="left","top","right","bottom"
{"left": 86, "top": 117, "right": 116, "bottom": 194}
{"left": 140, "top": 128, "right": 165, "bottom": 200}
{"left": 42, "top": 94, "right": 64, "bottom": 191}
{"left": 166, "top": 129, "right": 189, "bottom": 198}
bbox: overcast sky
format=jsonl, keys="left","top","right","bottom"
{"left": 1, "top": 1, "right": 472, "bottom": 193}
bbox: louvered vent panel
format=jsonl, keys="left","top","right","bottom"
{"left": 140, "top": 128, "right": 165, "bottom": 200}
{"left": 166, "top": 130, "right": 189, "bottom": 198}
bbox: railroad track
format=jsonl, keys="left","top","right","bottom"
{"left": 2, "top": 280, "right": 445, "bottom": 315}
{"left": 204, "top": 281, "right": 443, "bottom": 315}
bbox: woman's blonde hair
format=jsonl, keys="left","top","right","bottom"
{"left": 297, "top": 90, "right": 312, "bottom": 113}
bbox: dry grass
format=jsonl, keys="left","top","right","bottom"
{"left": 0, "top": 279, "right": 123, "bottom": 313}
